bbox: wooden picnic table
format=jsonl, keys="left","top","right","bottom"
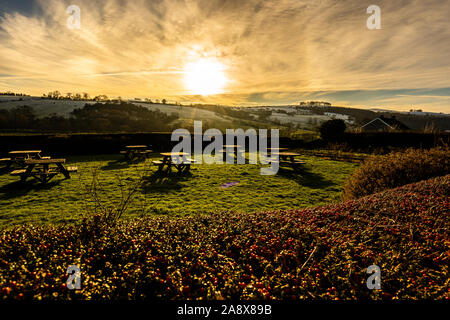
{"left": 153, "top": 152, "right": 195, "bottom": 173}
{"left": 121, "top": 145, "right": 153, "bottom": 161}
{"left": 1, "top": 150, "right": 50, "bottom": 168}
{"left": 264, "top": 147, "right": 289, "bottom": 156}
{"left": 8, "top": 150, "right": 42, "bottom": 157}
{"left": 267, "top": 147, "right": 289, "bottom": 152}
{"left": 10, "top": 158, "right": 77, "bottom": 183}
{"left": 219, "top": 145, "right": 245, "bottom": 162}
{"left": 277, "top": 152, "right": 301, "bottom": 162}
{"left": 223, "top": 145, "right": 242, "bottom": 148}
{"left": 274, "top": 152, "right": 306, "bottom": 171}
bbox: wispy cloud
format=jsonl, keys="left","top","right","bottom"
{"left": 0, "top": 0, "right": 449, "bottom": 112}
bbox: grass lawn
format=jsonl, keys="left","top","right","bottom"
{"left": 0, "top": 154, "right": 358, "bottom": 227}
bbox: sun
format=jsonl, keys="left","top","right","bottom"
{"left": 183, "top": 58, "right": 228, "bottom": 95}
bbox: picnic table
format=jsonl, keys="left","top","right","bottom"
{"left": 152, "top": 152, "right": 196, "bottom": 173}
{"left": 264, "top": 147, "right": 289, "bottom": 156}
{"left": 0, "top": 150, "right": 50, "bottom": 168}
{"left": 10, "top": 158, "right": 78, "bottom": 183}
{"left": 219, "top": 145, "right": 245, "bottom": 162}
{"left": 267, "top": 147, "right": 288, "bottom": 152}
{"left": 274, "top": 152, "right": 306, "bottom": 170}
{"left": 120, "top": 145, "right": 153, "bottom": 161}
{"left": 277, "top": 152, "right": 301, "bottom": 162}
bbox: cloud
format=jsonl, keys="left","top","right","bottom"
{"left": 0, "top": 0, "right": 449, "bottom": 112}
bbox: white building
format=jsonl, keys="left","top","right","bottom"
{"left": 324, "top": 112, "right": 355, "bottom": 124}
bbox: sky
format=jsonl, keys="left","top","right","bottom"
{"left": 0, "top": 0, "right": 449, "bottom": 112}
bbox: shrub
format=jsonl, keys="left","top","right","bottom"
{"left": 0, "top": 175, "right": 448, "bottom": 300}
{"left": 319, "top": 120, "right": 346, "bottom": 141}
{"left": 342, "top": 147, "right": 449, "bottom": 200}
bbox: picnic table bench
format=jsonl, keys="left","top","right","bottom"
{"left": 10, "top": 158, "right": 77, "bottom": 183}
{"left": 1, "top": 150, "right": 50, "bottom": 168}
{"left": 270, "top": 152, "right": 306, "bottom": 171}
{"left": 266, "top": 147, "right": 288, "bottom": 153}
{"left": 219, "top": 145, "right": 245, "bottom": 163}
{"left": 152, "top": 152, "right": 197, "bottom": 173}
{"left": 120, "top": 145, "right": 153, "bottom": 162}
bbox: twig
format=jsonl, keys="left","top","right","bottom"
{"left": 297, "top": 246, "right": 317, "bottom": 275}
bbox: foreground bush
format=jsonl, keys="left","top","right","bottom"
{"left": 0, "top": 175, "right": 449, "bottom": 300}
{"left": 342, "top": 147, "right": 449, "bottom": 200}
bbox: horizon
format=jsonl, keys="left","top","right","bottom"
{"left": 0, "top": 0, "right": 450, "bottom": 113}
{"left": 3, "top": 90, "right": 450, "bottom": 115}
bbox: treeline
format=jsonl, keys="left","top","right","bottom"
{"left": 42, "top": 91, "right": 175, "bottom": 105}
{"left": 43, "top": 91, "right": 110, "bottom": 102}
{"left": 0, "top": 91, "right": 30, "bottom": 96}
{"left": 0, "top": 102, "right": 179, "bottom": 132}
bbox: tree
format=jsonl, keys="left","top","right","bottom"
{"left": 94, "top": 95, "right": 108, "bottom": 102}
{"left": 162, "top": 99, "right": 167, "bottom": 104}
{"left": 47, "top": 91, "right": 61, "bottom": 99}
{"left": 319, "top": 119, "right": 346, "bottom": 141}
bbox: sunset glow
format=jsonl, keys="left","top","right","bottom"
{"left": 0, "top": 0, "right": 448, "bottom": 111}
{"left": 183, "top": 58, "right": 228, "bottom": 95}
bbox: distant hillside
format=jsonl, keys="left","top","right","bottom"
{"left": 297, "top": 105, "right": 450, "bottom": 131}
{"left": 0, "top": 95, "right": 96, "bottom": 117}
{"left": 0, "top": 96, "right": 448, "bottom": 132}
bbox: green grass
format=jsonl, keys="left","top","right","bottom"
{"left": 0, "top": 154, "right": 358, "bottom": 228}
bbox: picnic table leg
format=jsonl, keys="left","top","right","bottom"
{"left": 125, "top": 150, "right": 134, "bottom": 161}
{"left": 224, "top": 151, "right": 235, "bottom": 163}
{"left": 57, "top": 163, "right": 71, "bottom": 179}
{"left": 21, "top": 164, "right": 35, "bottom": 182}
{"left": 45, "top": 173, "right": 57, "bottom": 183}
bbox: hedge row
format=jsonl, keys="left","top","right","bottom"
{"left": 0, "top": 175, "right": 449, "bottom": 300}
{"left": 342, "top": 147, "right": 449, "bottom": 200}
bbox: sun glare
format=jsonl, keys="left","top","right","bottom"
{"left": 183, "top": 58, "right": 228, "bottom": 95}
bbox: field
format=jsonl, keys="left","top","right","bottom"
{"left": 0, "top": 97, "right": 334, "bottom": 134}
{"left": 0, "top": 97, "right": 95, "bottom": 118}
{"left": 0, "top": 154, "right": 358, "bottom": 228}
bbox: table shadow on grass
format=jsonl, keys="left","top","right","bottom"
{"left": 0, "top": 167, "right": 12, "bottom": 175}
{"left": 0, "top": 180, "right": 63, "bottom": 200}
{"left": 276, "top": 165, "right": 336, "bottom": 189}
{"left": 99, "top": 159, "right": 131, "bottom": 171}
{"left": 141, "top": 170, "right": 193, "bottom": 194}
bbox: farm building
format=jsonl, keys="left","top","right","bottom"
{"left": 361, "top": 115, "right": 409, "bottom": 132}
